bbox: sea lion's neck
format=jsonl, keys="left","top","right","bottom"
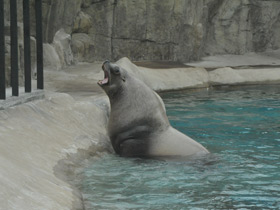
{"left": 107, "top": 74, "right": 132, "bottom": 106}
{"left": 107, "top": 85, "right": 126, "bottom": 106}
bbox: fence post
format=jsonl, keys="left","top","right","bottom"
{"left": 10, "top": 0, "right": 19, "bottom": 96}
{"left": 1, "top": 0, "right": 44, "bottom": 100}
{"left": 23, "top": 0, "right": 31, "bottom": 92}
{"left": 0, "top": 0, "right": 5, "bottom": 99}
{"left": 35, "top": 0, "right": 43, "bottom": 90}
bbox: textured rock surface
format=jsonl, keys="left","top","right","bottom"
{"left": 3, "top": 0, "right": 280, "bottom": 86}
{"left": 43, "top": 43, "right": 62, "bottom": 70}
{"left": 204, "top": 0, "right": 280, "bottom": 55}
{"left": 71, "top": 33, "right": 95, "bottom": 62}
{"left": 41, "top": 0, "right": 83, "bottom": 43}
{"left": 53, "top": 29, "right": 75, "bottom": 66}
{"left": 77, "top": 0, "right": 207, "bottom": 61}
{"left": 72, "top": 11, "right": 92, "bottom": 34}
{"left": 43, "top": 0, "right": 280, "bottom": 62}
{"left": 43, "top": 29, "right": 75, "bottom": 70}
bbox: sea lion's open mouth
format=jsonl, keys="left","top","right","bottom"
{"left": 98, "top": 71, "right": 109, "bottom": 85}
{"left": 98, "top": 62, "right": 110, "bottom": 86}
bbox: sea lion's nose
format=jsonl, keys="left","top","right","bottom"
{"left": 102, "top": 60, "right": 110, "bottom": 71}
{"left": 103, "top": 60, "right": 110, "bottom": 65}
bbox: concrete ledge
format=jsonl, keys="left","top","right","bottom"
{"left": 186, "top": 51, "right": 280, "bottom": 69}
{"left": 0, "top": 90, "right": 45, "bottom": 110}
{"left": 209, "top": 67, "right": 280, "bottom": 86}
{"left": 117, "top": 57, "right": 209, "bottom": 91}
{"left": 117, "top": 57, "right": 280, "bottom": 91}
{"left": 0, "top": 91, "right": 111, "bottom": 210}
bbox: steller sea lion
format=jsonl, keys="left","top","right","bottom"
{"left": 98, "top": 61, "right": 209, "bottom": 158}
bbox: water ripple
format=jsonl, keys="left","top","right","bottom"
{"left": 78, "top": 86, "right": 280, "bottom": 209}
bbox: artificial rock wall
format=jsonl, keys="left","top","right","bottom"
{"left": 3, "top": 0, "right": 280, "bottom": 85}
{"left": 42, "top": 0, "right": 280, "bottom": 62}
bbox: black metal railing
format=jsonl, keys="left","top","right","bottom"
{"left": 0, "top": 0, "right": 43, "bottom": 100}
{"left": 0, "top": 0, "right": 5, "bottom": 99}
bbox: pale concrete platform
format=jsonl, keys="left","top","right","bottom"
{"left": 186, "top": 50, "right": 280, "bottom": 69}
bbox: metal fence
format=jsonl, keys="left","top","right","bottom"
{"left": 0, "top": 0, "right": 43, "bottom": 100}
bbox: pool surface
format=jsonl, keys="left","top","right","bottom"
{"left": 79, "top": 85, "right": 280, "bottom": 209}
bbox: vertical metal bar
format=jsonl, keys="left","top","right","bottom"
{"left": 35, "top": 0, "right": 43, "bottom": 89}
{"left": 0, "top": 0, "right": 5, "bottom": 99}
{"left": 23, "top": 0, "right": 31, "bottom": 92}
{"left": 10, "top": 0, "right": 19, "bottom": 96}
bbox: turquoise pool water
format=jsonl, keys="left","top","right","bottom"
{"left": 80, "top": 86, "right": 280, "bottom": 209}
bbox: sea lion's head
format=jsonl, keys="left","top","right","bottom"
{"left": 98, "top": 61, "right": 126, "bottom": 95}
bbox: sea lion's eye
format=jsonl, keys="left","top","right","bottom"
{"left": 114, "top": 67, "right": 120, "bottom": 74}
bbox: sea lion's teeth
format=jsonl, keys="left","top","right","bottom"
{"left": 102, "top": 77, "right": 108, "bottom": 84}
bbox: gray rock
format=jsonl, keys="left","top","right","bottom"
{"left": 43, "top": 43, "right": 62, "bottom": 70}
{"left": 7, "top": 0, "right": 280, "bottom": 65}
{"left": 111, "top": 0, "right": 206, "bottom": 61}
{"left": 81, "top": 0, "right": 114, "bottom": 61}
{"left": 2, "top": 0, "right": 280, "bottom": 88}
{"left": 72, "top": 11, "right": 92, "bottom": 34}
{"left": 43, "top": 29, "right": 76, "bottom": 70}
{"left": 78, "top": 0, "right": 280, "bottom": 62}
{"left": 71, "top": 33, "right": 95, "bottom": 62}
{"left": 204, "top": 0, "right": 280, "bottom": 55}
{"left": 53, "top": 29, "right": 74, "bottom": 66}
{"left": 40, "top": 0, "right": 83, "bottom": 43}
